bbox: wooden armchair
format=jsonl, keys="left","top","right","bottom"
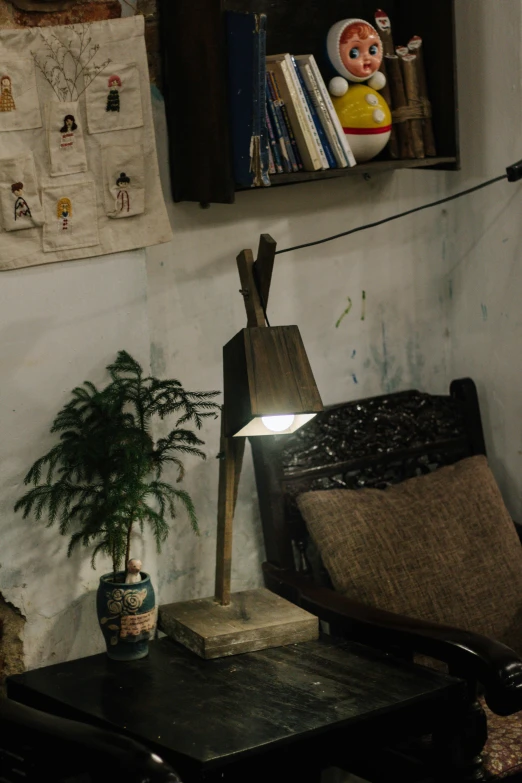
{"left": 0, "top": 697, "right": 182, "bottom": 782}
{"left": 250, "top": 379, "right": 522, "bottom": 782}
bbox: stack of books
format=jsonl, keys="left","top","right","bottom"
{"left": 227, "top": 12, "right": 356, "bottom": 189}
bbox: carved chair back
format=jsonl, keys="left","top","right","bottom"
{"left": 250, "top": 379, "right": 486, "bottom": 582}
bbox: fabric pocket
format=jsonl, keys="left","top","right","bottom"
{"left": 47, "top": 101, "right": 88, "bottom": 177}
{"left": 85, "top": 63, "right": 143, "bottom": 134}
{"left": 102, "top": 143, "right": 145, "bottom": 218}
{"left": 0, "top": 151, "right": 44, "bottom": 231}
{"left": 42, "top": 180, "right": 99, "bottom": 252}
{"left": 0, "top": 59, "right": 42, "bottom": 132}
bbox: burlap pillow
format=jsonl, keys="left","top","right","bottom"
{"left": 298, "top": 456, "right": 522, "bottom": 654}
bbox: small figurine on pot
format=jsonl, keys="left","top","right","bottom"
{"left": 326, "top": 18, "right": 391, "bottom": 163}
{"left": 125, "top": 558, "right": 142, "bottom": 584}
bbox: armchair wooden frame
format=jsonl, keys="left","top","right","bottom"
{"left": 250, "top": 379, "right": 522, "bottom": 780}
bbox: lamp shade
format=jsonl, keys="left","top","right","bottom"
{"left": 223, "top": 326, "right": 323, "bottom": 437}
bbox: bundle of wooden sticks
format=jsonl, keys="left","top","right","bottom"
{"left": 376, "top": 9, "right": 437, "bottom": 160}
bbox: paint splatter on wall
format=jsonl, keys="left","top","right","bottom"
{"left": 335, "top": 291, "right": 367, "bottom": 328}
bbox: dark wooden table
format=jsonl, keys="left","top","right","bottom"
{"left": 7, "top": 636, "right": 466, "bottom": 783}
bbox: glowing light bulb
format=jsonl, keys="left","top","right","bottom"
{"left": 261, "top": 415, "right": 295, "bottom": 433}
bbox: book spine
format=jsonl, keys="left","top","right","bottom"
{"left": 266, "top": 59, "right": 321, "bottom": 171}
{"left": 267, "top": 71, "right": 299, "bottom": 172}
{"left": 270, "top": 71, "right": 303, "bottom": 170}
{"left": 253, "top": 14, "right": 270, "bottom": 186}
{"left": 265, "top": 101, "right": 284, "bottom": 173}
{"left": 292, "top": 58, "right": 334, "bottom": 168}
{"left": 267, "top": 142, "right": 276, "bottom": 175}
{"left": 299, "top": 62, "right": 347, "bottom": 168}
{"left": 266, "top": 74, "right": 293, "bottom": 173}
{"left": 305, "top": 55, "right": 357, "bottom": 167}
{"left": 284, "top": 54, "right": 327, "bottom": 169}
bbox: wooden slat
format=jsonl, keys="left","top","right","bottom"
{"left": 236, "top": 158, "right": 458, "bottom": 191}
{"left": 282, "top": 436, "right": 471, "bottom": 482}
{"left": 158, "top": 0, "right": 234, "bottom": 204}
{"left": 244, "top": 327, "right": 323, "bottom": 417}
{"left": 215, "top": 424, "right": 246, "bottom": 606}
{"left": 254, "top": 234, "right": 277, "bottom": 311}
{"left": 236, "top": 249, "right": 266, "bottom": 328}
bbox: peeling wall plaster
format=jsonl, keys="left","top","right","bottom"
{"left": 0, "top": 592, "right": 25, "bottom": 688}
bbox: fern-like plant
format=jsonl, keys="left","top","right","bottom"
{"left": 15, "top": 351, "right": 220, "bottom": 578}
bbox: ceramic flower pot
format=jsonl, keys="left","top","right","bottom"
{"left": 97, "top": 572, "right": 156, "bottom": 661}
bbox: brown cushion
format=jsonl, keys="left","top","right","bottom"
{"left": 297, "top": 456, "right": 522, "bottom": 654}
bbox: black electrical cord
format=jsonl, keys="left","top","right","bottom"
{"left": 274, "top": 166, "right": 522, "bottom": 257}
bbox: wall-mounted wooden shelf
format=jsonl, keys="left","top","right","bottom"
{"left": 159, "top": 0, "right": 458, "bottom": 205}
{"left": 238, "top": 157, "right": 458, "bottom": 191}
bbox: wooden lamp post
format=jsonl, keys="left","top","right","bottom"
{"left": 160, "top": 235, "right": 323, "bottom": 658}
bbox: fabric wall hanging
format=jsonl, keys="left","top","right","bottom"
{"left": 0, "top": 16, "right": 171, "bottom": 271}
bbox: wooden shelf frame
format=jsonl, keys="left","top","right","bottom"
{"left": 238, "top": 157, "right": 458, "bottom": 191}
{"left": 159, "top": 0, "right": 458, "bottom": 205}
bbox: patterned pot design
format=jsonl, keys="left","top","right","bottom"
{"left": 96, "top": 571, "right": 156, "bottom": 661}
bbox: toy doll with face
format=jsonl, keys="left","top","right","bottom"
{"left": 57, "top": 197, "right": 72, "bottom": 232}
{"left": 116, "top": 172, "right": 131, "bottom": 213}
{"left": 106, "top": 75, "right": 122, "bottom": 113}
{"left": 60, "top": 114, "right": 78, "bottom": 150}
{"left": 327, "top": 19, "right": 386, "bottom": 97}
{"left": 11, "top": 182, "right": 31, "bottom": 221}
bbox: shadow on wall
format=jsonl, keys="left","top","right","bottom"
{"left": 36, "top": 588, "right": 102, "bottom": 665}
{"left": 454, "top": 1, "right": 488, "bottom": 179}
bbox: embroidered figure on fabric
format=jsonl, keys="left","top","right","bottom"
{"left": 116, "top": 173, "right": 131, "bottom": 213}
{"left": 57, "top": 197, "right": 72, "bottom": 232}
{"left": 0, "top": 75, "right": 16, "bottom": 112}
{"left": 60, "top": 114, "right": 77, "bottom": 150}
{"left": 106, "top": 75, "right": 121, "bottom": 113}
{"left": 31, "top": 24, "right": 110, "bottom": 102}
{"left": 11, "top": 183, "right": 31, "bottom": 221}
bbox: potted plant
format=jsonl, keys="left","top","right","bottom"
{"left": 15, "top": 351, "right": 220, "bottom": 661}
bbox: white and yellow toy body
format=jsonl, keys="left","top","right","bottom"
{"left": 332, "top": 84, "right": 391, "bottom": 163}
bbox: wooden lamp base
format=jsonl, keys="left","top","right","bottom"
{"left": 159, "top": 588, "right": 319, "bottom": 659}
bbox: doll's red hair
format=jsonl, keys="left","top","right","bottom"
{"left": 340, "top": 22, "right": 377, "bottom": 44}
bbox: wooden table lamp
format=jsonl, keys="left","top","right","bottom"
{"left": 160, "top": 235, "right": 323, "bottom": 658}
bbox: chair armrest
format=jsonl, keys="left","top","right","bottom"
{"left": 263, "top": 562, "right": 522, "bottom": 716}
{"left": 0, "top": 698, "right": 181, "bottom": 782}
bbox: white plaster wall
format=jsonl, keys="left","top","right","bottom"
{"left": 446, "top": 1, "right": 522, "bottom": 522}
{"left": 150, "top": 0, "right": 522, "bottom": 609}
{"left": 1, "top": 0, "right": 519, "bottom": 669}
{"left": 0, "top": 251, "right": 152, "bottom": 668}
